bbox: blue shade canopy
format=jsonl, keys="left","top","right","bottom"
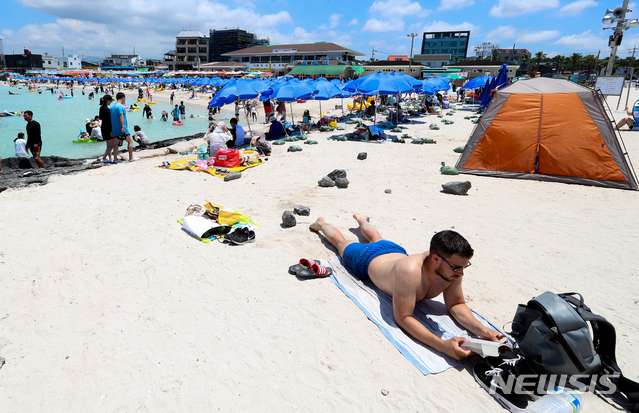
{"left": 208, "top": 79, "right": 270, "bottom": 108}
{"left": 344, "top": 72, "right": 415, "bottom": 95}
{"left": 261, "top": 79, "right": 317, "bottom": 102}
{"left": 312, "top": 79, "right": 345, "bottom": 100}
{"left": 462, "top": 75, "right": 494, "bottom": 89}
{"left": 422, "top": 76, "right": 451, "bottom": 91}
{"left": 388, "top": 72, "right": 423, "bottom": 93}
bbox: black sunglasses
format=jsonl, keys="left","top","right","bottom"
{"left": 439, "top": 255, "right": 472, "bottom": 272}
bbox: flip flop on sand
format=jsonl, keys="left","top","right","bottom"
{"left": 288, "top": 258, "right": 318, "bottom": 275}
{"left": 289, "top": 259, "right": 333, "bottom": 279}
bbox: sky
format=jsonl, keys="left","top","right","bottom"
{"left": 1, "top": 0, "right": 639, "bottom": 61}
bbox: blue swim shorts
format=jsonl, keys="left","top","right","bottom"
{"left": 342, "top": 240, "right": 408, "bottom": 281}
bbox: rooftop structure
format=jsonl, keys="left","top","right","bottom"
{"left": 166, "top": 31, "right": 209, "bottom": 71}
{"left": 421, "top": 31, "right": 470, "bottom": 64}
{"left": 209, "top": 28, "right": 268, "bottom": 62}
{"left": 222, "top": 42, "right": 365, "bottom": 76}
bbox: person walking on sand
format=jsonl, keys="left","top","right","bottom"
{"left": 110, "top": 92, "right": 139, "bottom": 162}
{"left": 309, "top": 214, "right": 503, "bottom": 360}
{"left": 170, "top": 92, "right": 175, "bottom": 105}
{"left": 23, "top": 110, "right": 45, "bottom": 168}
{"left": 100, "top": 95, "right": 116, "bottom": 162}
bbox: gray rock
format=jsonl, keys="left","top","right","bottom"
{"left": 385, "top": 189, "right": 392, "bottom": 194}
{"left": 328, "top": 169, "right": 347, "bottom": 180}
{"left": 335, "top": 177, "right": 349, "bottom": 188}
{"left": 318, "top": 176, "right": 336, "bottom": 187}
{"left": 441, "top": 181, "right": 472, "bottom": 195}
{"left": 224, "top": 171, "right": 242, "bottom": 182}
{"left": 282, "top": 210, "right": 297, "bottom": 227}
{"left": 357, "top": 152, "right": 367, "bottom": 160}
{"left": 294, "top": 205, "right": 310, "bottom": 216}
{"left": 381, "top": 389, "right": 389, "bottom": 396}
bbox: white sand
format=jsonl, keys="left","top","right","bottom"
{"left": 1, "top": 85, "right": 638, "bottom": 412}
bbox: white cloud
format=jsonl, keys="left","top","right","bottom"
{"left": 330, "top": 14, "right": 341, "bottom": 28}
{"left": 438, "top": 0, "right": 475, "bottom": 11}
{"left": 348, "top": 18, "right": 358, "bottom": 26}
{"left": 484, "top": 25, "right": 517, "bottom": 42}
{"left": 2, "top": 29, "right": 14, "bottom": 37}
{"left": 517, "top": 30, "right": 561, "bottom": 43}
{"left": 369, "top": 0, "right": 431, "bottom": 17}
{"left": 558, "top": 0, "right": 598, "bottom": 16}
{"left": 489, "top": 0, "right": 560, "bottom": 17}
{"left": 553, "top": 30, "right": 607, "bottom": 50}
{"left": 7, "top": 0, "right": 296, "bottom": 58}
{"left": 363, "top": 18, "right": 403, "bottom": 32}
{"left": 420, "top": 20, "right": 480, "bottom": 33}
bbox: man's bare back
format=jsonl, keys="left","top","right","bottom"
{"left": 310, "top": 214, "right": 504, "bottom": 360}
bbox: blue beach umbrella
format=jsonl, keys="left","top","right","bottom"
{"left": 345, "top": 72, "right": 413, "bottom": 95}
{"left": 313, "top": 79, "right": 345, "bottom": 115}
{"left": 462, "top": 76, "right": 494, "bottom": 90}
{"left": 389, "top": 72, "right": 423, "bottom": 93}
{"left": 422, "top": 77, "right": 451, "bottom": 92}
{"left": 494, "top": 64, "right": 509, "bottom": 90}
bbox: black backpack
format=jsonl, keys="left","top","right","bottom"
{"left": 511, "top": 292, "right": 639, "bottom": 412}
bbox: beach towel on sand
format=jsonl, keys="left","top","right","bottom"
{"left": 325, "top": 256, "right": 510, "bottom": 375}
{"left": 157, "top": 157, "right": 262, "bottom": 177}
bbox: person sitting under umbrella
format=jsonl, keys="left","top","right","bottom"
{"left": 265, "top": 115, "right": 284, "bottom": 140}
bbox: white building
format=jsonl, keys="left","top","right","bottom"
{"left": 42, "top": 53, "right": 60, "bottom": 70}
{"left": 103, "top": 54, "right": 142, "bottom": 68}
{"left": 222, "top": 42, "right": 365, "bottom": 76}
{"left": 59, "top": 54, "right": 82, "bottom": 69}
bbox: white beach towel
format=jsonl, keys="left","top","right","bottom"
{"left": 326, "top": 256, "right": 509, "bottom": 375}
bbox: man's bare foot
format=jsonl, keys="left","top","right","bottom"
{"left": 310, "top": 217, "right": 325, "bottom": 232}
{"left": 353, "top": 213, "right": 370, "bottom": 223}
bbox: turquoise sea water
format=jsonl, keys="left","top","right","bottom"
{"left": 0, "top": 85, "right": 232, "bottom": 159}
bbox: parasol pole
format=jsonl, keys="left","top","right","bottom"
{"left": 243, "top": 101, "right": 253, "bottom": 139}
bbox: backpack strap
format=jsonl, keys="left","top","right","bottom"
{"left": 559, "top": 293, "right": 639, "bottom": 412}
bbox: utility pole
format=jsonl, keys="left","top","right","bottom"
{"left": 603, "top": 0, "right": 638, "bottom": 76}
{"left": 371, "top": 47, "right": 377, "bottom": 61}
{"left": 407, "top": 33, "right": 418, "bottom": 78}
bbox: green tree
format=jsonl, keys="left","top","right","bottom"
{"left": 534, "top": 51, "right": 548, "bottom": 73}
{"left": 569, "top": 53, "right": 583, "bottom": 73}
{"left": 520, "top": 52, "right": 530, "bottom": 73}
{"left": 551, "top": 54, "right": 565, "bottom": 73}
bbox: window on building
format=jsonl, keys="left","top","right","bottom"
{"left": 260, "top": 56, "right": 270, "bottom": 63}
{"left": 200, "top": 56, "right": 208, "bottom": 62}
{"left": 293, "top": 55, "right": 304, "bottom": 60}
{"left": 241, "top": 57, "right": 249, "bottom": 62}
{"left": 199, "top": 48, "right": 207, "bottom": 54}
{"left": 424, "top": 34, "right": 434, "bottom": 39}
{"left": 280, "top": 55, "right": 291, "bottom": 62}
{"left": 187, "top": 56, "right": 195, "bottom": 61}
{"left": 177, "top": 47, "right": 186, "bottom": 53}
{"left": 188, "top": 47, "right": 197, "bottom": 53}
{"left": 188, "top": 39, "right": 197, "bottom": 45}
{"left": 250, "top": 56, "right": 259, "bottom": 63}
{"left": 270, "top": 55, "right": 281, "bottom": 63}
{"left": 442, "top": 49, "right": 448, "bottom": 53}
{"left": 178, "top": 40, "right": 186, "bottom": 45}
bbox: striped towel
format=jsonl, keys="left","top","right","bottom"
{"left": 326, "top": 256, "right": 510, "bottom": 375}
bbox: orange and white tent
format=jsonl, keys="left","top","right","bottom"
{"left": 455, "top": 78, "right": 638, "bottom": 190}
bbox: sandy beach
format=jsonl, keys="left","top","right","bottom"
{"left": 1, "top": 85, "right": 638, "bottom": 412}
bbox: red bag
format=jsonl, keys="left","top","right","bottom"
{"left": 215, "top": 148, "right": 240, "bottom": 168}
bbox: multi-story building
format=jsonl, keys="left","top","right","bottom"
{"left": 491, "top": 48, "right": 531, "bottom": 73}
{"left": 362, "top": 60, "right": 423, "bottom": 78}
{"left": 42, "top": 53, "right": 60, "bottom": 70}
{"left": 60, "top": 54, "right": 82, "bottom": 69}
{"left": 209, "top": 28, "right": 268, "bottom": 62}
{"left": 444, "top": 60, "right": 519, "bottom": 80}
{"left": 4, "top": 49, "right": 43, "bottom": 73}
{"left": 421, "top": 31, "right": 470, "bottom": 64}
{"left": 164, "top": 30, "right": 209, "bottom": 71}
{"left": 413, "top": 54, "right": 451, "bottom": 68}
{"left": 103, "top": 54, "right": 142, "bottom": 68}
{"left": 222, "top": 42, "right": 365, "bottom": 76}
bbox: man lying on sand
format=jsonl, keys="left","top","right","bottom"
{"left": 310, "top": 214, "right": 504, "bottom": 360}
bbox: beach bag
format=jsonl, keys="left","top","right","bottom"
{"left": 328, "top": 119, "right": 338, "bottom": 129}
{"left": 511, "top": 292, "right": 639, "bottom": 411}
{"left": 215, "top": 148, "right": 240, "bottom": 168}
{"left": 204, "top": 201, "right": 245, "bottom": 226}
